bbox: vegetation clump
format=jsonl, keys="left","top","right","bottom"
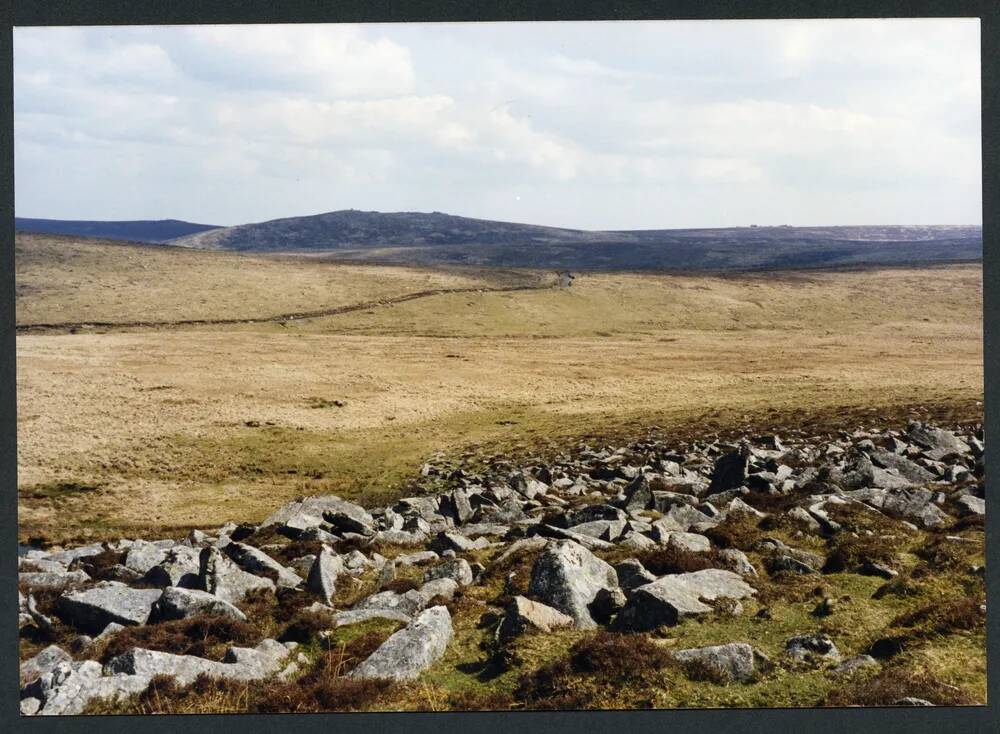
{"left": 97, "top": 615, "right": 262, "bottom": 664}
{"left": 515, "top": 632, "right": 674, "bottom": 709}
{"left": 822, "top": 665, "right": 976, "bottom": 707}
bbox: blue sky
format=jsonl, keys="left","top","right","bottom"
{"left": 14, "top": 19, "right": 982, "bottom": 229}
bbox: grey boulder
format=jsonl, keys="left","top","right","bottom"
{"left": 674, "top": 642, "right": 758, "bottom": 683}
{"left": 144, "top": 546, "right": 202, "bottom": 588}
{"left": 199, "top": 546, "right": 275, "bottom": 604}
{"left": 424, "top": 558, "right": 475, "bottom": 587}
{"left": 350, "top": 606, "right": 453, "bottom": 681}
{"left": 528, "top": 540, "right": 619, "bottom": 629}
{"left": 223, "top": 542, "right": 302, "bottom": 588}
{"left": 106, "top": 639, "right": 292, "bottom": 685}
{"left": 616, "top": 569, "right": 756, "bottom": 631}
{"left": 306, "top": 547, "right": 345, "bottom": 604}
{"left": 58, "top": 582, "right": 162, "bottom": 632}
{"left": 22, "top": 660, "right": 151, "bottom": 716}
{"left": 153, "top": 586, "right": 247, "bottom": 622}
{"left": 20, "top": 645, "right": 71, "bottom": 687}
{"left": 785, "top": 634, "right": 841, "bottom": 663}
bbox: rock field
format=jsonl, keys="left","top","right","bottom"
{"left": 18, "top": 420, "right": 986, "bottom": 714}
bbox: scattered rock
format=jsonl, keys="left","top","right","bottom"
{"left": 144, "top": 546, "right": 201, "bottom": 588}
{"left": 424, "top": 558, "right": 474, "bottom": 587}
{"left": 833, "top": 655, "right": 879, "bottom": 676}
{"left": 614, "top": 558, "right": 657, "bottom": 591}
{"left": 106, "top": 639, "right": 292, "bottom": 685}
{"left": 20, "top": 645, "right": 72, "bottom": 687}
{"left": 223, "top": 542, "right": 303, "bottom": 588}
{"left": 199, "top": 546, "right": 275, "bottom": 604}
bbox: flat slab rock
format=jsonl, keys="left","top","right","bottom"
{"left": 106, "top": 639, "right": 293, "bottom": 685}
{"left": 19, "top": 570, "right": 91, "bottom": 592}
{"left": 332, "top": 608, "right": 413, "bottom": 627}
{"left": 617, "top": 569, "right": 757, "bottom": 631}
{"left": 350, "top": 606, "right": 453, "bottom": 681}
{"left": 58, "top": 582, "right": 163, "bottom": 633}
{"left": 498, "top": 596, "right": 574, "bottom": 640}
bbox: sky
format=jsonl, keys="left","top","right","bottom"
{"left": 13, "top": 19, "right": 982, "bottom": 230}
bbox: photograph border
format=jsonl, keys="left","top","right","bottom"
{"left": 2, "top": 1, "right": 996, "bottom": 732}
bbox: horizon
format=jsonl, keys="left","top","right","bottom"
{"left": 12, "top": 208, "right": 986, "bottom": 233}
{"left": 15, "top": 19, "right": 982, "bottom": 229}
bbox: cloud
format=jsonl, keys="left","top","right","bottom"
{"left": 174, "top": 24, "right": 415, "bottom": 97}
{"left": 13, "top": 19, "right": 982, "bottom": 228}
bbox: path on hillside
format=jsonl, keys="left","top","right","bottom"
{"left": 16, "top": 282, "right": 552, "bottom": 334}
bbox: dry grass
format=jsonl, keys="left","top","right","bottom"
{"left": 17, "top": 254, "right": 982, "bottom": 543}
{"left": 15, "top": 233, "right": 515, "bottom": 325}
{"left": 96, "top": 615, "right": 263, "bottom": 664}
{"left": 821, "top": 665, "right": 977, "bottom": 707}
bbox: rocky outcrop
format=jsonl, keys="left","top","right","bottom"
{"left": 18, "top": 420, "right": 983, "bottom": 714}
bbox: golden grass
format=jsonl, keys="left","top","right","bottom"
{"left": 15, "top": 239, "right": 982, "bottom": 543}
{"left": 15, "top": 233, "right": 526, "bottom": 325}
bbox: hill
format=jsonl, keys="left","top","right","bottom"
{"left": 171, "top": 209, "right": 982, "bottom": 272}
{"left": 15, "top": 217, "right": 220, "bottom": 243}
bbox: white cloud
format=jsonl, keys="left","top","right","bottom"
{"left": 13, "top": 19, "right": 981, "bottom": 228}
{"left": 176, "top": 24, "right": 415, "bottom": 97}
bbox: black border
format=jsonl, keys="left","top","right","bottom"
{"left": 2, "top": 2, "right": 996, "bottom": 733}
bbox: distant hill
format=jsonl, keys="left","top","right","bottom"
{"left": 170, "top": 210, "right": 605, "bottom": 251}
{"left": 170, "top": 209, "right": 982, "bottom": 272}
{"left": 15, "top": 217, "right": 220, "bottom": 244}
